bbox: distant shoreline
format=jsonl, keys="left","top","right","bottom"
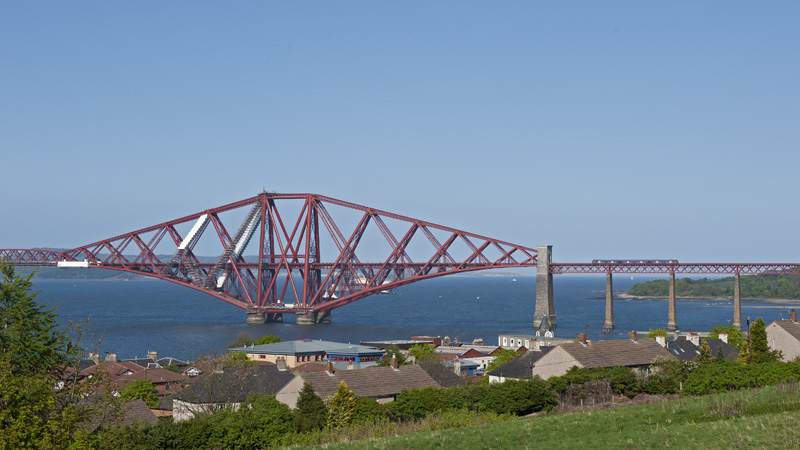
{"left": 595, "top": 292, "right": 800, "bottom": 307}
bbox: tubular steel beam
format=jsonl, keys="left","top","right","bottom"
{"left": 1, "top": 193, "right": 539, "bottom": 315}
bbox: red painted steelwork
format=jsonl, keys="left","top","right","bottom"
{"left": 1, "top": 193, "right": 538, "bottom": 315}
{"left": 0, "top": 249, "right": 61, "bottom": 265}
{"left": 551, "top": 263, "right": 800, "bottom": 275}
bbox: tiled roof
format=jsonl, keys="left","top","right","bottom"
{"left": 79, "top": 361, "right": 145, "bottom": 378}
{"left": 417, "top": 361, "right": 466, "bottom": 388}
{"left": 665, "top": 341, "right": 699, "bottom": 361}
{"left": 771, "top": 320, "right": 800, "bottom": 342}
{"left": 560, "top": 339, "right": 675, "bottom": 369}
{"left": 172, "top": 365, "right": 295, "bottom": 404}
{"left": 299, "top": 364, "right": 440, "bottom": 399}
{"left": 705, "top": 339, "right": 740, "bottom": 361}
{"left": 82, "top": 399, "right": 157, "bottom": 432}
{"left": 487, "top": 347, "right": 555, "bottom": 378}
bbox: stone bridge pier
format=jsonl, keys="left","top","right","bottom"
{"left": 533, "top": 245, "right": 556, "bottom": 329}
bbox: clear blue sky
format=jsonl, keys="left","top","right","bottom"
{"left": 1, "top": 2, "right": 798, "bottom": 263}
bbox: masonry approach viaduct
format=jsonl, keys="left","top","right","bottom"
{"left": 2, "top": 192, "right": 798, "bottom": 330}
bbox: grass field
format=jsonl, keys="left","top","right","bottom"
{"left": 289, "top": 382, "right": 800, "bottom": 449}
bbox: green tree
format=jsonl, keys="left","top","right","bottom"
{"left": 1, "top": 261, "right": 73, "bottom": 376}
{"left": 253, "top": 334, "right": 281, "bottom": 345}
{"left": 227, "top": 332, "right": 254, "bottom": 348}
{"left": 485, "top": 348, "right": 519, "bottom": 374}
{"left": 0, "top": 260, "right": 93, "bottom": 449}
{"left": 326, "top": 381, "right": 356, "bottom": 428}
{"left": 294, "top": 382, "right": 327, "bottom": 432}
{"left": 120, "top": 380, "right": 159, "bottom": 408}
{"left": 750, "top": 317, "right": 782, "bottom": 363}
{"left": 708, "top": 324, "right": 745, "bottom": 348}
{"left": 376, "top": 345, "right": 408, "bottom": 367}
{"left": 646, "top": 328, "right": 667, "bottom": 340}
{"left": 695, "top": 341, "right": 715, "bottom": 364}
{"left": 408, "top": 343, "right": 438, "bottom": 362}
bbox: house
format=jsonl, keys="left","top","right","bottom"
{"left": 276, "top": 364, "right": 441, "bottom": 409}
{"left": 529, "top": 332, "right": 676, "bottom": 380}
{"left": 81, "top": 398, "right": 158, "bottom": 432}
{"left": 78, "top": 360, "right": 187, "bottom": 396}
{"left": 416, "top": 361, "right": 467, "bottom": 387}
{"left": 486, "top": 347, "right": 555, "bottom": 383}
{"left": 665, "top": 340, "right": 699, "bottom": 361}
{"left": 766, "top": 316, "right": 800, "bottom": 362}
{"left": 171, "top": 365, "right": 295, "bottom": 421}
{"left": 230, "top": 339, "right": 384, "bottom": 369}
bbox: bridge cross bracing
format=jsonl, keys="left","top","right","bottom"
{"left": 2, "top": 193, "right": 797, "bottom": 329}
{"left": 0, "top": 193, "right": 537, "bottom": 324}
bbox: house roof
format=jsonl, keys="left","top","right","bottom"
{"left": 230, "top": 339, "right": 384, "bottom": 357}
{"left": 79, "top": 361, "right": 145, "bottom": 378}
{"left": 665, "top": 341, "right": 699, "bottom": 361}
{"left": 417, "top": 361, "right": 466, "bottom": 388}
{"left": 558, "top": 339, "right": 675, "bottom": 369}
{"left": 298, "top": 364, "right": 440, "bottom": 399}
{"left": 770, "top": 320, "right": 800, "bottom": 342}
{"left": 705, "top": 339, "right": 740, "bottom": 361}
{"left": 82, "top": 399, "right": 158, "bottom": 432}
{"left": 487, "top": 347, "right": 555, "bottom": 378}
{"left": 172, "top": 365, "right": 294, "bottom": 404}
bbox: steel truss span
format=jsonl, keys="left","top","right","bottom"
{"left": 551, "top": 263, "right": 800, "bottom": 275}
{"left": 1, "top": 193, "right": 538, "bottom": 315}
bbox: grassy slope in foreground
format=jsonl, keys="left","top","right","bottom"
{"left": 291, "top": 383, "right": 800, "bottom": 450}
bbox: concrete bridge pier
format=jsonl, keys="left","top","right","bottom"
{"left": 733, "top": 273, "right": 742, "bottom": 330}
{"left": 296, "top": 311, "right": 332, "bottom": 325}
{"left": 533, "top": 245, "right": 556, "bottom": 328}
{"left": 246, "top": 312, "right": 284, "bottom": 324}
{"left": 667, "top": 273, "right": 678, "bottom": 331}
{"left": 246, "top": 312, "right": 266, "bottom": 325}
{"left": 604, "top": 273, "right": 614, "bottom": 332}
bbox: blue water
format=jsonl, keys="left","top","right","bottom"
{"left": 33, "top": 275, "right": 798, "bottom": 361}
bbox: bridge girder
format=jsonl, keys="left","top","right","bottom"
{"left": 1, "top": 193, "right": 538, "bottom": 314}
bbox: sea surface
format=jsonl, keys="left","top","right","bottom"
{"left": 33, "top": 275, "right": 800, "bottom": 362}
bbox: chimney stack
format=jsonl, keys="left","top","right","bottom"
{"left": 578, "top": 333, "right": 587, "bottom": 345}
{"left": 214, "top": 360, "right": 224, "bottom": 374}
{"left": 390, "top": 353, "right": 398, "bottom": 370}
{"left": 325, "top": 360, "right": 335, "bottom": 374}
{"left": 718, "top": 332, "right": 728, "bottom": 344}
{"left": 147, "top": 351, "right": 158, "bottom": 362}
{"left": 689, "top": 332, "right": 700, "bottom": 346}
{"left": 105, "top": 353, "right": 117, "bottom": 362}
{"left": 656, "top": 334, "right": 666, "bottom": 347}
{"left": 88, "top": 352, "right": 101, "bottom": 364}
{"left": 792, "top": 309, "right": 797, "bottom": 323}
{"left": 629, "top": 331, "right": 638, "bottom": 343}
{"left": 276, "top": 357, "right": 287, "bottom": 371}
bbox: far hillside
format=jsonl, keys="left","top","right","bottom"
{"left": 627, "top": 274, "right": 800, "bottom": 300}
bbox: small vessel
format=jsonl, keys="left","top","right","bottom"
{"left": 511, "top": 278, "right": 517, "bottom": 282}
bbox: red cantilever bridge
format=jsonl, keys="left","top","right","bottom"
{"left": 2, "top": 192, "right": 799, "bottom": 328}
{"left": 1, "top": 193, "right": 539, "bottom": 324}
